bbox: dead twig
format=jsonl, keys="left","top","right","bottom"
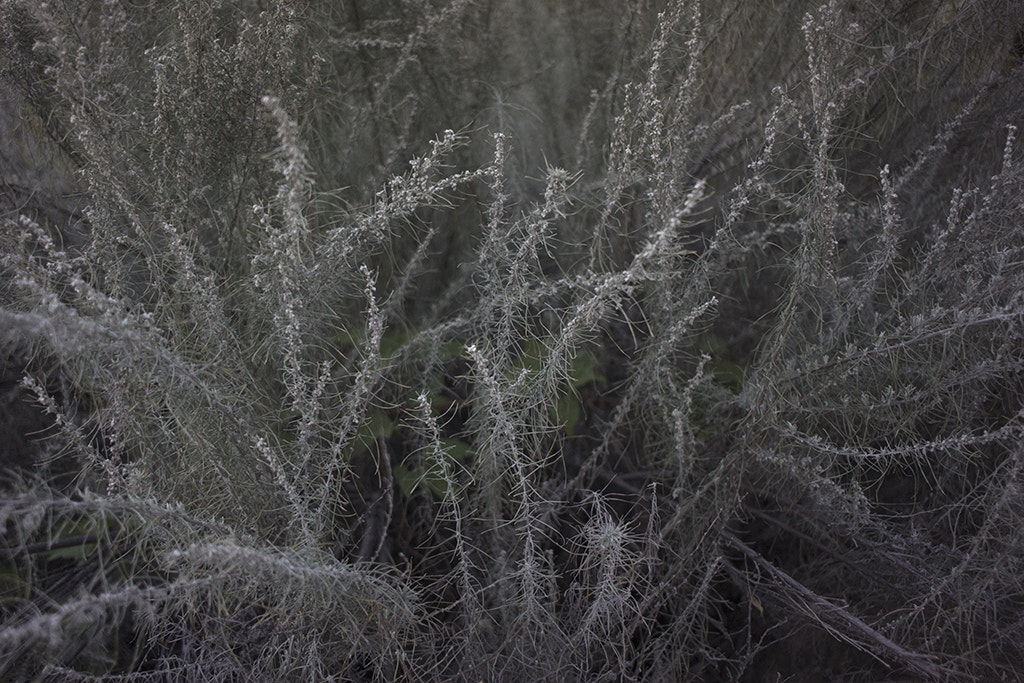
{"left": 720, "top": 529, "right": 953, "bottom": 681}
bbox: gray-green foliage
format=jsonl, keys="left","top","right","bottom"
{"left": 1, "top": 0, "right": 1023, "bottom": 680}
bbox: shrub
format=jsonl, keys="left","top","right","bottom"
{"left": 2, "top": 0, "right": 1023, "bottom": 680}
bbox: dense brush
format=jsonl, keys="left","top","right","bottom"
{"left": 1, "top": 0, "right": 1022, "bottom": 680}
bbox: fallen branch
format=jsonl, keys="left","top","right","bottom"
{"left": 720, "top": 530, "right": 952, "bottom": 681}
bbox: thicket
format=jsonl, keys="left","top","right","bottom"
{"left": 1, "top": 0, "right": 1023, "bottom": 680}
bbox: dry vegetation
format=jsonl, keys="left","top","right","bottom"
{"left": 2, "top": 0, "right": 1023, "bottom": 680}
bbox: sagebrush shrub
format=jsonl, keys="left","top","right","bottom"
{"left": 2, "top": 0, "right": 1023, "bottom": 680}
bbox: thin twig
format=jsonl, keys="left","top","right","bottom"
{"left": 721, "top": 530, "right": 952, "bottom": 681}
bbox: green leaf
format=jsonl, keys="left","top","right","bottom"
{"left": 348, "top": 413, "right": 396, "bottom": 460}
{"left": 568, "top": 348, "right": 603, "bottom": 388}
{"left": 553, "top": 391, "right": 583, "bottom": 436}
{"left": 396, "top": 437, "right": 471, "bottom": 498}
